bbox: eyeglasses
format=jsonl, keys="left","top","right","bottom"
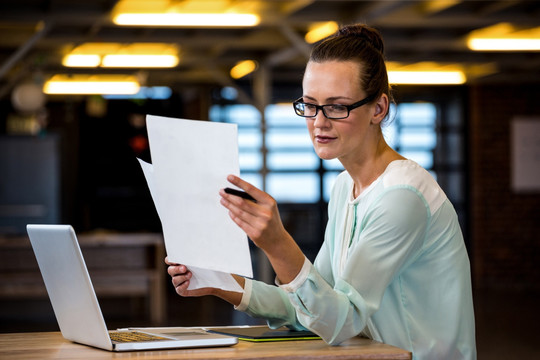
{"left": 293, "top": 94, "right": 376, "bottom": 120}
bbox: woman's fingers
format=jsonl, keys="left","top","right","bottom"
{"left": 220, "top": 194, "right": 270, "bottom": 238}
{"left": 167, "top": 263, "right": 188, "bottom": 277}
{"left": 167, "top": 263, "right": 193, "bottom": 295}
{"left": 219, "top": 175, "right": 285, "bottom": 249}
{"left": 164, "top": 260, "right": 222, "bottom": 298}
{"left": 225, "top": 175, "right": 269, "bottom": 204}
{"left": 173, "top": 277, "right": 191, "bottom": 296}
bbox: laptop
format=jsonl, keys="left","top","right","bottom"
{"left": 26, "top": 224, "right": 238, "bottom": 351}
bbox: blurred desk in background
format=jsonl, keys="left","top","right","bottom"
{"left": 0, "top": 231, "right": 166, "bottom": 326}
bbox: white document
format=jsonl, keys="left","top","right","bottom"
{"left": 138, "top": 158, "right": 244, "bottom": 293}
{"left": 138, "top": 115, "right": 252, "bottom": 292}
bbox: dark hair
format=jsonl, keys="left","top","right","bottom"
{"left": 309, "top": 24, "right": 393, "bottom": 120}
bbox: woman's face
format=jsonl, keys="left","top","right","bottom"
{"left": 302, "top": 60, "right": 381, "bottom": 163}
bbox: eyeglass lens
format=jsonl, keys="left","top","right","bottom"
{"left": 294, "top": 103, "right": 349, "bottom": 119}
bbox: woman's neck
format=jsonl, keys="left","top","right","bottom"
{"left": 342, "top": 137, "right": 404, "bottom": 198}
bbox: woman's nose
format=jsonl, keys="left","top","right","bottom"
{"left": 312, "top": 110, "right": 331, "bottom": 128}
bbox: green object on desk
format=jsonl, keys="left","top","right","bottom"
{"left": 207, "top": 327, "right": 321, "bottom": 342}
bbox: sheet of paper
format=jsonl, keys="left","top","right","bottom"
{"left": 137, "top": 158, "right": 162, "bottom": 220}
{"left": 187, "top": 265, "right": 244, "bottom": 293}
{"left": 137, "top": 158, "right": 245, "bottom": 292}
{"left": 140, "top": 115, "right": 253, "bottom": 291}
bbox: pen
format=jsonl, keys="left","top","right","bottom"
{"left": 224, "top": 187, "right": 257, "bottom": 202}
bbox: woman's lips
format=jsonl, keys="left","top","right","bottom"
{"left": 315, "top": 135, "right": 336, "bottom": 144}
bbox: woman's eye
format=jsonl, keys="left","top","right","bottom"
{"left": 329, "top": 104, "right": 346, "bottom": 112}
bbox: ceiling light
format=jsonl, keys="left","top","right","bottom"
{"left": 305, "top": 22, "right": 339, "bottom": 43}
{"left": 387, "top": 62, "right": 467, "bottom": 85}
{"left": 467, "top": 22, "right": 540, "bottom": 51}
{"left": 468, "top": 38, "right": 540, "bottom": 51}
{"left": 113, "top": 13, "right": 260, "bottom": 27}
{"left": 102, "top": 54, "right": 179, "bottom": 67}
{"left": 422, "top": 0, "right": 460, "bottom": 14}
{"left": 111, "top": 0, "right": 261, "bottom": 27}
{"left": 388, "top": 71, "right": 466, "bottom": 85}
{"left": 62, "top": 54, "right": 101, "bottom": 67}
{"left": 43, "top": 75, "right": 140, "bottom": 95}
{"left": 62, "top": 43, "right": 180, "bottom": 68}
{"left": 230, "top": 60, "right": 257, "bottom": 79}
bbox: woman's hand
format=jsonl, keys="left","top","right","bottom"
{"left": 165, "top": 257, "right": 215, "bottom": 298}
{"left": 219, "top": 175, "right": 305, "bottom": 284}
{"left": 165, "top": 257, "right": 244, "bottom": 306}
{"left": 219, "top": 175, "right": 289, "bottom": 252}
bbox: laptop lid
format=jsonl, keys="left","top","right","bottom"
{"left": 26, "top": 224, "right": 237, "bottom": 351}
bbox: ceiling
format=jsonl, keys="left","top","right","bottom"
{"left": 0, "top": 0, "right": 539, "bottom": 101}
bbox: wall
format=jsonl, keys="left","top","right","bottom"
{"left": 469, "top": 84, "right": 540, "bottom": 290}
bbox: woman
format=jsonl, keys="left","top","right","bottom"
{"left": 167, "top": 24, "right": 476, "bottom": 359}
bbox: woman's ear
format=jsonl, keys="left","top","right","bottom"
{"left": 371, "top": 93, "right": 389, "bottom": 125}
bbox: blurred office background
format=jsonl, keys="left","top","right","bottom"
{"left": 0, "top": 1, "right": 539, "bottom": 358}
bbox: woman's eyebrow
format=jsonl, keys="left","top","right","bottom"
{"left": 302, "top": 95, "right": 317, "bottom": 102}
{"left": 327, "top": 96, "right": 354, "bottom": 102}
{"left": 302, "top": 95, "right": 353, "bottom": 102}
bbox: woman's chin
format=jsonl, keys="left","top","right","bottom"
{"left": 315, "top": 151, "right": 338, "bottom": 161}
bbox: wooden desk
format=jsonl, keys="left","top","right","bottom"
{"left": 0, "top": 331, "right": 411, "bottom": 359}
{"left": 0, "top": 232, "right": 166, "bottom": 325}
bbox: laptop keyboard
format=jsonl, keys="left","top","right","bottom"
{"left": 109, "top": 331, "right": 170, "bottom": 343}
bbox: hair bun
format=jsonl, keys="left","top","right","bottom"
{"left": 338, "top": 24, "right": 384, "bottom": 54}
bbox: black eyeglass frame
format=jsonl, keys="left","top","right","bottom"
{"left": 293, "top": 94, "right": 376, "bottom": 120}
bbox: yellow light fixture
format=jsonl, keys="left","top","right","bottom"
{"left": 113, "top": 13, "right": 260, "bottom": 27}
{"left": 422, "top": 0, "right": 460, "bottom": 14}
{"left": 111, "top": 0, "right": 260, "bottom": 27}
{"left": 43, "top": 75, "right": 140, "bottom": 95}
{"left": 102, "top": 54, "right": 179, "bottom": 67}
{"left": 305, "top": 21, "right": 339, "bottom": 44}
{"left": 387, "top": 62, "right": 467, "bottom": 85}
{"left": 388, "top": 71, "right": 466, "bottom": 85}
{"left": 468, "top": 38, "right": 540, "bottom": 51}
{"left": 62, "top": 54, "right": 101, "bottom": 67}
{"left": 62, "top": 43, "right": 180, "bottom": 68}
{"left": 467, "top": 22, "right": 540, "bottom": 51}
{"left": 230, "top": 60, "right": 257, "bottom": 79}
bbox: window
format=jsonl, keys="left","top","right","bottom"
{"left": 265, "top": 104, "right": 319, "bottom": 202}
{"left": 209, "top": 104, "right": 263, "bottom": 189}
{"left": 210, "top": 101, "right": 320, "bottom": 203}
{"left": 386, "top": 102, "right": 438, "bottom": 174}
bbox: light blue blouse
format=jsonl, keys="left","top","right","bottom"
{"left": 237, "top": 160, "right": 476, "bottom": 360}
